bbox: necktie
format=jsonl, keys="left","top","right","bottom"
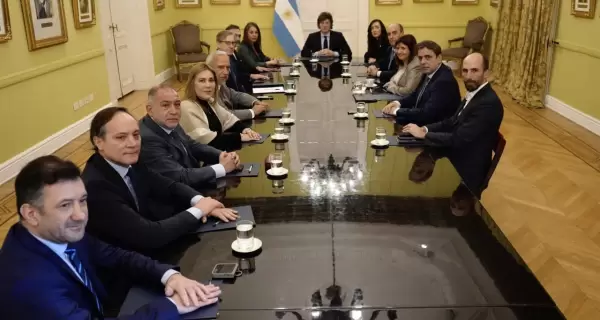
{"left": 387, "top": 48, "right": 394, "bottom": 70}
{"left": 124, "top": 169, "right": 139, "bottom": 210}
{"left": 414, "top": 77, "right": 431, "bottom": 109}
{"left": 64, "top": 248, "right": 103, "bottom": 314}
{"left": 323, "top": 36, "right": 328, "bottom": 50}
{"left": 457, "top": 98, "right": 469, "bottom": 117}
{"left": 170, "top": 131, "right": 188, "bottom": 156}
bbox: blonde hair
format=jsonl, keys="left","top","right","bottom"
{"left": 184, "top": 63, "right": 219, "bottom": 102}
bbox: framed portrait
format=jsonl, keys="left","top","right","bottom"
{"left": 71, "top": 0, "right": 95, "bottom": 29}
{"left": 20, "top": 0, "right": 68, "bottom": 51}
{"left": 571, "top": 0, "right": 596, "bottom": 18}
{"left": 0, "top": 0, "right": 12, "bottom": 42}
{"left": 154, "top": 0, "right": 165, "bottom": 10}
{"left": 210, "top": 0, "right": 240, "bottom": 4}
{"left": 250, "top": 0, "right": 274, "bottom": 6}
{"left": 490, "top": 0, "right": 499, "bottom": 7}
{"left": 453, "top": 0, "right": 478, "bottom": 4}
{"left": 176, "top": 0, "right": 201, "bottom": 8}
{"left": 413, "top": 0, "right": 443, "bottom": 3}
{"left": 376, "top": 0, "right": 402, "bottom": 4}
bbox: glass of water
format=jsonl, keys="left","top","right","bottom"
{"left": 270, "top": 152, "right": 283, "bottom": 169}
{"left": 274, "top": 126, "right": 284, "bottom": 136}
{"left": 293, "top": 56, "right": 300, "bottom": 65}
{"left": 282, "top": 107, "right": 291, "bottom": 119}
{"left": 376, "top": 127, "right": 386, "bottom": 142}
{"left": 342, "top": 65, "right": 350, "bottom": 74}
{"left": 342, "top": 54, "right": 349, "bottom": 63}
{"left": 236, "top": 220, "right": 255, "bottom": 251}
{"left": 356, "top": 102, "right": 367, "bottom": 114}
{"left": 285, "top": 80, "right": 296, "bottom": 92}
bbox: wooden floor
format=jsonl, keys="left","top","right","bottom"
{"left": 2, "top": 78, "right": 600, "bottom": 319}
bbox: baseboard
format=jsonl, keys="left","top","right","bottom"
{"left": 545, "top": 95, "right": 600, "bottom": 137}
{"left": 155, "top": 67, "right": 175, "bottom": 84}
{"left": 0, "top": 101, "right": 116, "bottom": 184}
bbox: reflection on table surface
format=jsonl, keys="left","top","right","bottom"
{"left": 174, "top": 62, "right": 564, "bottom": 319}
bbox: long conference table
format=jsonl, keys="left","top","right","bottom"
{"left": 135, "top": 60, "right": 565, "bottom": 319}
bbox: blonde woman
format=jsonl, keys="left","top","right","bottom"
{"left": 383, "top": 34, "right": 422, "bottom": 98}
{"left": 180, "top": 64, "right": 261, "bottom": 151}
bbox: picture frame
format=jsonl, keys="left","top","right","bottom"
{"left": 20, "top": 0, "right": 68, "bottom": 51}
{"left": 375, "top": 0, "right": 402, "bottom": 4}
{"left": 210, "top": 0, "right": 240, "bottom": 4}
{"left": 0, "top": 0, "right": 12, "bottom": 42}
{"left": 154, "top": 0, "right": 165, "bottom": 10}
{"left": 490, "top": 0, "right": 499, "bottom": 7}
{"left": 571, "top": 0, "right": 596, "bottom": 18}
{"left": 250, "top": 0, "right": 274, "bottom": 6}
{"left": 453, "top": 0, "right": 478, "bottom": 4}
{"left": 176, "top": 0, "right": 202, "bottom": 8}
{"left": 71, "top": 0, "right": 95, "bottom": 29}
{"left": 413, "top": 0, "right": 443, "bottom": 3}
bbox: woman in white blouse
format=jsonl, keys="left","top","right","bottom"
{"left": 383, "top": 34, "right": 423, "bottom": 98}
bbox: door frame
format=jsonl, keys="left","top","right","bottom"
{"left": 544, "top": 0, "right": 561, "bottom": 100}
{"left": 99, "top": 0, "right": 156, "bottom": 101}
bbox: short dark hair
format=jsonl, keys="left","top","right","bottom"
{"left": 89, "top": 106, "right": 131, "bottom": 151}
{"left": 317, "top": 12, "right": 333, "bottom": 28}
{"left": 15, "top": 156, "right": 81, "bottom": 214}
{"left": 416, "top": 40, "right": 442, "bottom": 56}
{"left": 148, "top": 84, "right": 175, "bottom": 104}
{"left": 225, "top": 24, "right": 240, "bottom": 31}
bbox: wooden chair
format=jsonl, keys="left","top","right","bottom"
{"left": 442, "top": 17, "right": 490, "bottom": 73}
{"left": 482, "top": 132, "right": 506, "bottom": 191}
{"left": 170, "top": 20, "right": 211, "bottom": 81}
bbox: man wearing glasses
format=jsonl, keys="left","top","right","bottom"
{"left": 216, "top": 30, "right": 267, "bottom": 93}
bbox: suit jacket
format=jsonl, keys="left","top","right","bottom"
{"left": 227, "top": 54, "right": 251, "bottom": 93}
{"left": 82, "top": 153, "right": 202, "bottom": 256}
{"left": 302, "top": 60, "right": 343, "bottom": 80}
{"left": 237, "top": 42, "right": 270, "bottom": 70}
{"left": 395, "top": 64, "right": 461, "bottom": 126}
{"left": 385, "top": 56, "right": 423, "bottom": 98}
{"left": 218, "top": 84, "right": 258, "bottom": 121}
{"left": 301, "top": 31, "right": 352, "bottom": 58}
{"left": 424, "top": 84, "right": 504, "bottom": 196}
{"left": 364, "top": 41, "right": 390, "bottom": 64}
{"left": 139, "top": 115, "right": 222, "bottom": 189}
{"left": 0, "top": 223, "right": 178, "bottom": 320}
{"left": 376, "top": 46, "right": 399, "bottom": 83}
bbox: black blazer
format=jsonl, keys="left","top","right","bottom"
{"left": 424, "top": 84, "right": 504, "bottom": 196}
{"left": 81, "top": 153, "right": 202, "bottom": 256}
{"left": 139, "top": 115, "right": 222, "bottom": 189}
{"left": 302, "top": 60, "right": 343, "bottom": 79}
{"left": 301, "top": 31, "right": 352, "bottom": 58}
{"left": 227, "top": 54, "right": 251, "bottom": 93}
{"left": 395, "top": 64, "right": 461, "bottom": 126}
{"left": 376, "top": 46, "right": 399, "bottom": 84}
{"left": 364, "top": 40, "right": 390, "bottom": 64}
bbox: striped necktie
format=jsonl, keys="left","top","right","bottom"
{"left": 64, "top": 248, "right": 103, "bottom": 314}
{"left": 124, "top": 169, "right": 139, "bottom": 210}
{"left": 413, "top": 76, "right": 431, "bottom": 109}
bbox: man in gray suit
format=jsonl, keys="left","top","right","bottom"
{"left": 206, "top": 50, "right": 269, "bottom": 121}
{"left": 139, "top": 84, "right": 240, "bottom": 189}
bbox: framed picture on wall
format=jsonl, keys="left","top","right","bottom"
{"left": 453, "top": 0, "right": 478, "bottom": 5}
{"left": 176, "top": 0, "right": 202, "bottom": 8}
{"left": 211, "top": 0, "right": 240, "bottom": 4}
{"left": 0, "top": 0, "right": 12, "bottom": 42}
{"left": 376, "top": 0, "right": 402, "bottom": 5}
{"left": 571, "top": 0, "right": 596, "bottom": 18}
{"left": 490, "top": 0, "right": 499, "bottom": 7}
{"left": 250, "top": 0, "right": 274, "bottom": 7}
{"left": 413, "top": 0, "right": 443, "bottom": 3}
{"left": 71, "top": 0, "right": 95, "bottom": 29}
{"left": 154, "top": 0, "right": 165, "bottom": 10}
{"left": 20, "top": 0, "right": 68, "bottom": 51}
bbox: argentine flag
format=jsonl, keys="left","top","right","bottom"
{"left": 273, "top": 0, "right": 304, "bottom": 57}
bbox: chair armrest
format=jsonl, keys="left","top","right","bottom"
{"left": 200, "top": 41, "right": 211, "bottom": 53}
{"left": 471, "top": 40, "right": 485, "bottom": 52}
{"left": 447, "top": 37, "right": 464, "bottom": 47}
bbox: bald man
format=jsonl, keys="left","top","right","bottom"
{"left": 401, "top": 52, "right": 504, "bottom": 197}
{"left": 367, "top": 23, "right": 404, "bottom": 83}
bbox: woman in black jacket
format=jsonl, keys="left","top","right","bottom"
{"left": 364, "top": 19, "right": 390, "bottom": 64}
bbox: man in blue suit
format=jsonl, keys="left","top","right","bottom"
{"left": 0, "top": 156, "right": 221, "bottom": 319}
{"left": 382, "top": 40, "right": 461, "bottom": 126}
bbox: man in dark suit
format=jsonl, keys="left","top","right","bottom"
{"left": 216, "top": 30, "right": 267, "bottom": 93}
{"left": 400, "top": 53, "right": 504, "bottom": 197}
{"left": 82, "top": 107, "right": 239, "bottom": 258}
{"left": 366, "top": 23, "right": 404, "bottom": 83}
{"left": 0, "top": 156, "right": 221, "bottom": 319}
{"left": 139, "top": 84, "right": 240, "bottom": 189}
{"left": 382, "top": 40, "right": 461, "bottom": 126}
{"left": 300, "top": 12, "right": 352, "bottom": 59}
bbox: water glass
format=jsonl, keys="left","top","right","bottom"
{"left": 356, "top": 102, "right": 367, "bottom": 114}
{"left": 342, "top": 54, "right": 349, "bottom": 63}
{"left": 274, "top": 126, "right": 284, "bottom": 136}
{"left": 376, "top": 127, "right": 386, "bottom": 142}
{"left": 236, "top": 220, "right": 255, "bottom": 251}
{"left": 285, "top": 80, "right": 296, "bottom": 92}
{"left": 352, "top": 81, "right": 363, "bottom": 92}
{"left": 270, "top": 152, "right": 283, "bottom": 169}
{"left": 342, "top": 65, "right": 350, "bottom": 74}
{"left": 282, "top": 108, "right": 291, "bottom": 119}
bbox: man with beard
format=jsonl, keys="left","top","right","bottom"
{"left": 399, "top": 52, "right": 504, "bottom": 197}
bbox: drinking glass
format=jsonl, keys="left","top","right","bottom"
{"left": 285, "top": 80, "right": 296, "bottom": 92}
{"left": 274, "top": 126, "right": 284, "bottom": 136}
{"left": 342, "top": 54, "right": 349, "bottom": 63}
{"left": 282, "top": 108, "right": 292, "bottom": 119}
{"left": 293, "top": 56, "right": 300, "bottom": 65}
{"left": 270, "top": 152, "right": 283, "bottom": 169}
{"left": 236, "top": 220, "right": 255, "bottom": 251}
{"left": 376, "top": 127, "right": 386, "bottom": 142}
{"left": 342, "top": 65, "right": 350, "bottom": 74}
{"left": 356, "top": 102, "right": 367, "bottom": 114}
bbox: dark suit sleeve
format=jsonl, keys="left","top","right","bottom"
{"left": 425, "top": 101, "right": 502, "bottom": 148}
{"left": 208, "top": 132, "right": 243, "bottom": 152}
{"left": 86, "top": 179, "right": 200, "bottom": 250}
{"left": 379, "top": 70, "right": 395, "bottom": 84}
{"left": 338, "top": 32, "right": 352, "bottom": 58}
{"left": 301, "top": 33, "right": 316, "bottom": 57}
{"left": 238, "top": 44, "right": 265, "bottom": 70}
{"left": 398, "top": 87, "right": 418, "bottom": 109}
{"left": 395, "top": 78, "right": 457, "bottom": 125}
{"left": 144, "top": 166, "right": 200, "bottom": 206}
{"left": 186, "top": 136, "right": 222, "bottom": 164}
{"left": 425, "top": 116, "right": 456, "bottom": 133}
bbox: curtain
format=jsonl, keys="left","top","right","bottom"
{"left": 491, "top": 0, "right": 558, "bottom": 108}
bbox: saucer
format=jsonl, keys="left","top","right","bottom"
{"left": 340, "top": 61, "right": 350, "bottom": 65}
{"left": 284, "top": 89, "right": 297, "bottom": 95}
{"left": 352, "top": 90, "right": 366, "bottom": 95}
{"left": 310, "top": 59, "right": 319, "bottom": 63}
{"left": 353, "top": 112, "right": 368, "bottom": 119}
{"left": 365, "top": 83, "right": 377, "bottom": 88}
{"left": 267, "top": 167, "right": 289, "bottom": 176}
{"left": 290, "top": 72, "right": 300, "bottom": 77}
{"left": 341, "top": 73, "right": 352, "bottom": 78}
{"left": 231, "top": 238, "right": 262, "bottom": 253}
{"left": 279, "top": 118, "right": 295, "bottom": 124}
{"left": 370, "top": 139, "right": 390, "bottom": 147}
{"left": 292, "top": 62, "right": 302, "bottom": 67}
{"left": 271, "top": 133, "right": 289, "bottom": 141}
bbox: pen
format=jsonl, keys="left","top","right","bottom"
{"left": 248, "top": 165, "right": 253, "bottom": 173}
{"left": 213, "top": 221, "right": 220, "bottom": 227}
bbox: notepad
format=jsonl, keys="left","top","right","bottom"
{"left": 259, "top": 109, "right": 283, "bottom": 118}
{"left": 252, "top": 86, "right": 284, "bottom": 94}
{"left": 372, "top": 110, "right": 394, "bottom": 118}
{"left": 226, "top": 163, "right": 260, "bottom": 177}
{"left": 353, "top": 93, "right": 404, "bottom": 103}
{"left": 387, "top": 135, "right": 425, "bottom": 147}
{"left": 242, "top": 134, "right": 269, "bottom": 146}
{"left": 119, "top": 286, "right": 219, "bottom": 319}
{"left": 195, "top": 205, "right": 255, "bottom": 234}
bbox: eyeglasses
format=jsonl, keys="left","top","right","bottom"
{"left": 220, "top": 41, "right": 235, "bottom": 46}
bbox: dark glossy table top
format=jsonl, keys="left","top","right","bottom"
{"left": 176, "top": 62, "right": 564, "bottom": 319}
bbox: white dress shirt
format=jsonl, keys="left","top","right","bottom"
{"left": 314, "top": 32, "right": 340, "bottom": 57}
{"left": 104, "top": 159, "right": 206, "bottom": 219}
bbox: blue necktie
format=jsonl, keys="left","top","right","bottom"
{"left": 65, "top": 248, "right": 103, "bottom": 314}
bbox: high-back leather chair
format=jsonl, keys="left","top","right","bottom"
{"left": 170, "top": 20, "right": 211, "bottom": 81}
{"left": 482, "top": 132, "right": 506, "bottom": 192}
{"left": 442, "top": 17, "right": 490, "bottom": 71}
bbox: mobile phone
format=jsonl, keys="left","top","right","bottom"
{"left": 211, "top": 263, "right": 239, "bottom": 279}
